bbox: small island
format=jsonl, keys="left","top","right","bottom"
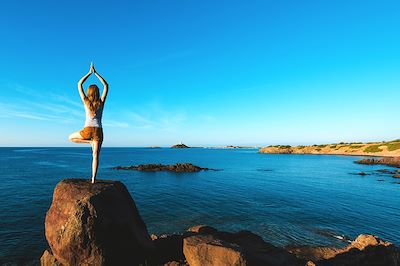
{"left": 171, "top": 142, "right": 190, "bottom": 148}
{"left": 113, "top": 163, "right": 214, "bottom": 172}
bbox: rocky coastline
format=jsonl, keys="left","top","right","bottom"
{"left": 41, "top": 179, "right": 400, "bottom": 266}
{"left": 259, "top": 140, "right": 400, "bottom": 157}
{"left": 355, "top": 157, "right": 400, "bottom": 168}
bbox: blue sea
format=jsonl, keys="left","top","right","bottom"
{"left": 0, "top": 147, "right": 399, "bottom": 265}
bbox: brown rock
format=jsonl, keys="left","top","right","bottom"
{"left": 182, "top": 227, "right": 302, "bottom": 266}
{"left": 183, "top": 234, "right": 247, "bottom": 266}
{"left": 355, "top": 157, "right": 400, "bottom": 168}
{"left": 287, "top": 234, "right": 400, "bottom": 266}
{"left": 151, "top": 234, "right": 186, "bottom": 265}
{"left": 40, "top": 250, "right": 61, "bottom": 266}
{"left": 348, "top": 234, "right": 390, "bottom": 251}
{"left": 187, "top": 225, "right": 218, "bottom": 234}
{"left": 286, "top": 246, "right": 339, "bottom": 261}
{"left": 218, "top": 230, "right": 301, "bottom": 266}
{"left": 44, "top": 179, "right": 154, "bottom": 266}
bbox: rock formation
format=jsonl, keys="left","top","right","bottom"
{"left": 355, "top": 157, "right": 400, "bottom": 168}
{"left": 182, "top": 225, "right": 301, "bottom": 266}
{"left": 113, "top": 163, "right": 214, "bottom": 172}
{"left": 41, "top": 179, "right": 154, "bottom": 266}
{"left": 41, "top": 180, "right": 400, "bottom": 266}
{"left": 287, "top": 234, "right": 400, "bottom": 265}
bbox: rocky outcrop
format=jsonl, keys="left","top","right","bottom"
{"left": 40, "top": 250, "right": 60, "bottom": 266}
{"left": 113, "top": 163, "right": 215, "bottom": 172}
{"left": 355, "top": 157, "right": 400, "bottom": 168}
{"left": 42, "top": 179, "right": 154, "bottom": 266}
{"left": 40, "top": 180, "right": 400, "bottom": 266}
{"left": 287, "top": 234, "right": 400, "bottom": 266}
{"left": 182, "top": 225, "right": 301, "bottom": 266}
{"left": 184, "top": 234, "right": 247, "bottom": 266}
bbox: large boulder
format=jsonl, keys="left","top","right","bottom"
{"left": 183, "top": 234, "right": 247, "bottom": 266}
{"left": 43, "top": 179, "right": 154, "bottom": 266}
{"left": 183, "top": 225, "right": 301, "bottom": 266}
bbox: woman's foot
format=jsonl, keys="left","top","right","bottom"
{"left": 91, "top": 177, "right": 96, "bottom": 184}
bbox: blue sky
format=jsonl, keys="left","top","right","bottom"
{"left": 0, "top": 0, "right": 399, "bottom": 147}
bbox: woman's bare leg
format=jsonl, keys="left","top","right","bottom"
{"left": 91, "top": 140, "right": 102, "bottom": 183}
{"left": 69, "top": 132, "right": 91, "bottom": 144}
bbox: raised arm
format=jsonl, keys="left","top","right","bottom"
{"left": 93, "top": 65, "right": 109, "bottom": 103}
{"left": 77, "top": 63, "right": 94, "bottom": 101}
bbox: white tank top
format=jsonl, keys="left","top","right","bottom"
{"left": 84, "top": 102, "right": 103, "bottom": 128}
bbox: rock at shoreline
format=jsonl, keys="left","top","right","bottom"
{"left": 184, "top": 234, "right": 247, "bottom": 266}
{"left": 182, "top": 225, "right": 300, "bottom": 266}
{"left": 40, "top": 250, "right": 60, "bottom": 266}
{"left": 40, "top": 180, "right": 400, "bottom": 266}
{"left": 287, "top": 234, "right": 400, "bottom": 265}
{"left": 355, "top": 157, "right": 400, "bottom": 168}
{"left": 42, "top": 179, "right": 154, "bottom": 266}
{"left": 377, "top": 169, "right": 397, "bottom": 175}
{"left": 171, "top": 143, "right": 190, "bottom": 148}
{"left": 113, "top": 163, "right": 214, "bottom": 172}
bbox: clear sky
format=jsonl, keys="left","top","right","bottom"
{"left": 0, "top": 0, "right": 399, "bottom": 147}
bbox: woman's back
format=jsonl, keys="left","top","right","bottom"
{"left": 84, "top": 102, "right": 103, "bottom": 128}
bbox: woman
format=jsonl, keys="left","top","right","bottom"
{"left": 69, "top": 63, "right": 108, "bottom": 184}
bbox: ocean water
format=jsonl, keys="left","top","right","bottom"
{"left": 0, "top": 147, "right": 399, "bottom": 265}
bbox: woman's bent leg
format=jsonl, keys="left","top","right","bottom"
{"left": 69, "top": 131, "right": 91, "bottom": 144}
{"left": 91, "top": 140, "right": 102, "bottom": 183}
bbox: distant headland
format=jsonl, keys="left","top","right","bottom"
{"left": 259, "top": 140, "right": 400, "bottom": 157}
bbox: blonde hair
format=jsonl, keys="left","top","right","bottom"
{"left": 85, "top": 84, "right": 102, "bottom": 113}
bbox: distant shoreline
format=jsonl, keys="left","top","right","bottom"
{"left": 259, "top": 140, "right": 400, "bottom": 157}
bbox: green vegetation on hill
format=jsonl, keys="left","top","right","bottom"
{"left": 387, "top": 142, "right": 400, "bottom": 151}
{"left": 364, "top": 145, "right": 383, "bottom": 153}
{"left": 350, "top": 145, "right": 363, "bottom": 149}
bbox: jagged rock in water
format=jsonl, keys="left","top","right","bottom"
{"left": 355, "top": 157, "right": 400, "bottom": 168}
{"left": 42, "top": 179, "right": 154, "bottom": 266}
{"left": 113, "top": 163, "right": 213, "bottom": 172}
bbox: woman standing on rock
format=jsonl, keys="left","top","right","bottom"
{"left": 69, "top": 63, "right": 108, "bottom": 184}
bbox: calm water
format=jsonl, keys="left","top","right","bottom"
{"left": 0, "top": 147, "right": 399, "bottom": 265}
